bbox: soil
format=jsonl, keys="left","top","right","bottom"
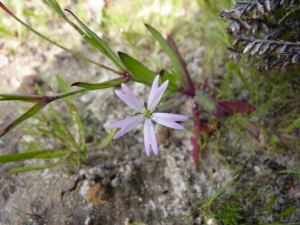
{"left": 0, "top": 1, "right": 300, "bottom": 225}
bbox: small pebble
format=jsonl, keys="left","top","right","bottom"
{"left": 254, "top": 165, "right": 261, "bottom": 173}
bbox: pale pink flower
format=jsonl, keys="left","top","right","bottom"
{"left": 110, "top": 75, "right": 188, "bottom": 156}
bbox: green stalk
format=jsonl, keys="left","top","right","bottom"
{"left": 0, "top": 3, "right": 122, "bottom": 75}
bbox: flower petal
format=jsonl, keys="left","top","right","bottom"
{"left": 143, "top": 120, "right": 158, "bottom": 156}
{"left": 152, "top": 113, "right": 188, "bottom": 130}
{"left": 147, "top": 75, "right": 169, "bottom": 111}
{"left": 110, "top": 115, "right": 143, "bottom": 139}
{"left": 115, "top": 83, "right": 144, "bottom": 112}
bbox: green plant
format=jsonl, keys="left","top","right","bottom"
{"left": 0, "top": 76, "right": 89, "bottom": 173}
{"left": 194, "top": 175, "right": 241, "bottom": 224}
{"left": 214, "top": 201, "right": 243, "bottom": 225}
{"left": 0, "top": 0, "right": 259, "bottom": 172}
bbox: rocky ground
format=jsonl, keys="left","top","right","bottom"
{"left": 0, "top": 1, "right": 300, "bottom": 225}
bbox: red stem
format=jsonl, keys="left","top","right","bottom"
{"left": 167, "top": 35, "right": 195, "bottom": 97}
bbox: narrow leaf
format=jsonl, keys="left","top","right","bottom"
{"left": 269, "top": 134, "right": 279, "bottom": 146}
{"left": 38, "top": 128, "right": 69, "bottom": 146}
{"left": 269, "top": 194, "right": 276, "bottom": 214}
{"left": 278, "top": 8, "right": 300, "bottom": 24}
{"left": 65, "top": 9, "right": 126, "bottom": 72}
{"left": 0, "top": 98, "right": 50, "bottom": 137}
{"left": 285, "top": 117, "right": 300, "bottom": 133}
{"left": 277, "top": 170, "right": 300, "bottom": 175}
{"left": 8, "top": 160, "right": 63, "bottom": 174}
{"left": 22, "top": 141, "right": 40, "bottom": 151}
{"left": 118, "top": 52, "right": 155, "bottom": 86}
{"left": 275, "top": 205, "right": 296, "bottom": 218}
{"left": 0, "top": 2, "right": 117, "bottom": 74}
{"left": 35, "top": 151, "right": 69, "bottom": 159}
{"left": 212, "top": 175, "right": 239, "bottom": 202}
{"left": 236, "top": 117, "right": 260, "bottom": 139}
{"left": 194, "top": 90, "right": 223, "bottom": 117}
{"left": 0, "top": 21, "right": 15, "bottom": 38}
{"left": 160, "top": 70, "right": 178, "bottom": 92}
{"left": 0, "top": 150, "right": 56, "bottom": 163}
{"left": 0, "top": 93, "right": 44, "bottom": 102}
{"left": 47, "top": 0, "right": 64, "bottom": 17}
{"left": 157, "top": 95, "right": 187, "bottom": 112}
{"left": 55, "top": 75, "right": 72, "bottom": 104}
{"left": 56, "top": 75, "right": 70, "bottom": 92}
{"left": 118, "top": 52, "right": 177, "bottom": 91}
{"left": 71, "top": 77, "right": 128, "bottom": 90}
{"left": 145, "top": 24, "right": 185, "bottom": 84}
{"left": 51, "top": 122, "right": 74, "bottom": 143}
{"left": 99, "top": 129, "right": 116, "bottom": 148}
{"left": 194, "top": 91, "right": 216, "bottom": 112}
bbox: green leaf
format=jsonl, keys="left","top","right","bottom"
{"left": 158, "top": 95, "right": 187, "bottom": 112}
{"left": 0, "top": 21, "right": 15, "bottom": 38}
{"left": 194, "top": 90, "right": 217, "bottom": 112}
{"left": 0, "top": 93, "right": 43, "bottom": 102}
{"left": 47, "top": 0, "right": 64, "bottom": 17}
{"left": 0, "top": 99, "right": 50, "bottom": 137}
{"left": 21, "top": 141, "right": 40, "bottom": 151}
{"left": 100, "top": 129, "right": 116, "bottom": 148}
{"left": 145, "top": 24, "right": 185, "bottom": 84}
{"left": 278, "top": 8, "right": 300, "bottom": 24}
{"left": 118, "top": 52, "right": 177, "bottom": 91}
{"left": 118, "top": 52, "right": 155, "bottom": 86}
{"left": 275, "top": 205, "right": 296, "bottom": 218}
{"left": 71, "top": 77, "right": 128, "bottom": 90}
{"left": 51, "top": 122, "right": 74, "bottom": 143}
{"left": 55, "top": 75, "right": 72, "bottom": 104}
{"left": 269, "top": 194, "right": 276, "bottom": 214}
{"left": 277, "top": 169, "right": 300, "bottom": 175}
{"left": 195, "top": 175, "right": 239, "bottom": 207}
{"left": 56, "top": 75, "right": 70, "bottom": 92}
{"left": 271, "top": 147, "right": 284, "bottom": 154}
{"left": 38, "top": 128, "right": 69, "bottom": 146}
{"left": 285, "top": 117, "right": 300, "bottom": 133}
{"left": 0, "top": 149, "right": 64, "bottom": 163}
{"left": 8, "top": 160, "right": 63, "bottom": 174}
{"left": 65, "top": 9, "right": 127, "bottom": 72}
{"left": 269, "top": 134, "right": 279, "bottom": 146}
{"left": 161, "top": 70, "right": 178, "bottom": 91}
{"left": 209, "top": 174, "right": 239, "bottom": 205}
{"left": 35, "top": 151, "right": 69, "bottom": 159}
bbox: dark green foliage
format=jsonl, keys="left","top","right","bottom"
{"left": 214, "top": 202, "right": 243, "bottom": 225}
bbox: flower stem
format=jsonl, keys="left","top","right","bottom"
{"left": 0, "top": 2, "right": 122, "bottom": 75}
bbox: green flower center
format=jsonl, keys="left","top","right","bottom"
{"left": 143, "top": 109, "right": 153, "bottom": 120}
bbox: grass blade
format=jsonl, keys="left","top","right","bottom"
{"left": 65, "top": 9, "right": 127, "bottom": 72}
{"left": 71, "top": 77, "right": 128, "bottom": 90}
{"left": 145, "top": 24, "right": 185, "bottom": 84}
{"left": 0, "top": 99, "right": 50, "bottom": 137}
{"left": 47, "top": 0, "right": 64, "bottom": 17}
{"left": 0, "top": 149, "right": 65, "bottom": 163}
{"left": 8, "top": 160, "right": 63, "bottom": 174}
{"left": 100, "top": 129, "right": 116, "bottom": 148}
{"left": 35, "top": 151, "right": 69, "bottom": 159}
{"left": 0, "top": 2, "right": 118, "bottom": 74}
